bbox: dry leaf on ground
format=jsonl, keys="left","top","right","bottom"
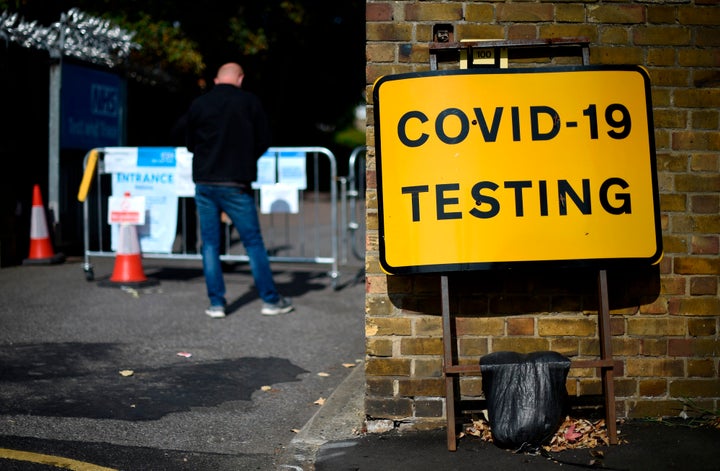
{"left": 464, "top": 416, "right": 623, "bottom": 452}
{"left": 546, "top": 417, "right": 616, "bottom": 451}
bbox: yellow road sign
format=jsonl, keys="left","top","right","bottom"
{"left": 373, "top": 65, "right": 662, "bottom": 274}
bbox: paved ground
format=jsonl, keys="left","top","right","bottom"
{"left": 0, "top": 255, "right": 365, "bottom": 470}
{"left": 286, "top": 361, "right": 720, "bottom": 470}
{"left": 2, "top": 256, "right": 719, "bottom": 471}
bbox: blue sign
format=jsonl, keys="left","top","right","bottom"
{"left": 61, "top": 63, "right": 126, "bottom": 150}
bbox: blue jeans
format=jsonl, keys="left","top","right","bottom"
{"left": 194, "top": 184, "right": 280, "bottom": 307}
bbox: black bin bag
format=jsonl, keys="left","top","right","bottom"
{"left": 480, "top": 351, "right": 571, "bottom": 450}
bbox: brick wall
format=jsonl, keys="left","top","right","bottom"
{"left": 365, "top": 0, "right": 719, "bottom": 431}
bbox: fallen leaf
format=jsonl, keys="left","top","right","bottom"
{"left": 342, "top": 363, "right": 356, "bottom": 368}
{"left": 317, "top": 372, "right": 330, "bottom": 377}
{"left": 120, "top": 286, "right": 139, "bottom": 298}
{"left": 465, "top": 416, "right": 625, "bottom": 452}
{"left": 564, "top": 423, "right": 583, "bottom": 441}
{"left": 545, "top": 417, "right": 619, "bottom": 452}
{"left": 176, "top": 352, "right": 192, "bottom": 358}
{"left": 261, "top": 385, "right": 272, "bottom": 391}
{"left": 119, "top": 370, "right": 134, "bottom": 376}
{"left": 464, "top": 417, "right": 493, "bottom": 442}
{"left": 314, "top": 398, "right": 326, "bottom": 406}
{"left": 291, "top": 428, "right": 301, "bottom": 434}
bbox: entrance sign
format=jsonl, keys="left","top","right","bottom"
{"left": 107, "top": 147, "right": 178, "bottom": 253}
{"left": 373, "top": 65, "right": 662, "bottom": 274}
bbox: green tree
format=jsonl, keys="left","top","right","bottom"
{"left": 0, "top": 1, "right": 314, "bottom": 84}
{"left": 1, "top": 0, "right": 366, "bottom": 148}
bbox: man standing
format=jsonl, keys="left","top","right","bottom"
{"left": 185, "top": 62, "right": 293, "bottom": 318}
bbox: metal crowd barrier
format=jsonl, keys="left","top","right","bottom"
{"left": 339, "top": 145, "right": 366, "bottom": 263}
{"left": 79, "top": 146, "right": 351, "bottom": 288}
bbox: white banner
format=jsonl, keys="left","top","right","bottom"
{"left": 107, "top": 147, "right": 179, "bottom": 253}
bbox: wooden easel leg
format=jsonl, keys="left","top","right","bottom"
{"left": 445, "top": 375, "right": 457, "bottom": 451}
{"left": 598, "top": 269, "right": 618, "bottom": 444}
{"left": 441, "top": 275, "right": 457, "bottom": 451}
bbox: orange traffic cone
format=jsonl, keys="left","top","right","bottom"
{"left": 23, "top": 184, "right": 65, "bottom": 265}
{"left": 99, "top": 223, "right": 158, "bottom": 288}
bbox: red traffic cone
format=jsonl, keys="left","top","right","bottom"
{"left": 99, "top": 223, "right": 157, "bottom": 288}
{"left": 23, "top": 184, "right": 65, "bottom": 265}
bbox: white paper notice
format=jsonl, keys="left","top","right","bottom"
{"left": 260, "top": 183, "right": 299, "bottom": 214}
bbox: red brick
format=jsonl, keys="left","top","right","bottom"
{"left": 675, "top": 173, "right": 720, "bottom": 192}
{"left": 697, "top": 27, "right": 720, "bottom": 46}
{"left": 669, "top": 379, "right": 720, "bottom": 398}
{"left": 589, "top": 5, "right": 645, "bottom": 24}
{"left": 672, "top": 131, "right": 720, "bottom": 151}
{"left": 639, "top": 379, "right": 668, "bottom": 397}
{"left": 400, "top": 337, "right": 443, "bottom": 355}
{"left": 628, "top": 400, "right": 683, "bottom": 418}
{"left": 497, "top": 3, "right": 554, "bottom": 22}
{"left": 689, "top": 276, "right": 718, "bottom": 296}
{"left": 668, "top": 338, "right": 694, "bottom": 357}
{"left": 404, "top": 3, "right": 463, "bottom": 22}
{"left": 691, "top": 236, "right": 719, "bottom": 255}
{"left": 367, "top": 3, "right": 393, "bottom": 21}
{"left": 679, "top": 49, "right": 720, "bottom": 67}
{"left": 678, "top": 5, "right": 720, "bottom": 26}
{"left": 688, "top": 318, "right": 717, "bottom": 336}
{"left": 647, "top": 48, "right": 676, "bottom": 66}
{"left": 668, "top": 296, "right": 720, "bottom": 316}
{"left": 647, "top": 6, "right": 678, "bottom": 24}
{"left": 692, "top": 113, "right": 720, "bottom": 132}
{"left": 366, "top": 358, "right": 411, "bottom": 376}
{"left": 675, "top": 89, "right": 720, "bottom": 108}
{"left": 690, "top": 153, "right": 720, "bottom": 171}
{"left": 507, "top": 317, "right": 534, "bottom": 336}
{"left": 691, "top": 195, "right": 720, "bottom": 214}
{"left": 365, "top": 398, "right": 414, "bottom": 419}
{"left": 508, "top": 25, "right": 538, "bottom": 40}
{"left": 397, "top": 378, "right": 445, "bottom": 396}
{"left": 674, "top": 257, "right": 720, "bottom": 275}
{"left": 648, "top": 67, "right": 690, "bottom": 87}
{"left": 633, "top": 26, "right": 692, "bottom": 46}
{"left": 662, "top": 276, "right": 688, "bottom": 297}
{"left": 688, "top": 359, "right": 716, "bottom": 377}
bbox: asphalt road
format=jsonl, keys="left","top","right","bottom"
{"left": 0, "top": 255, "right": 366, "bottom": 470}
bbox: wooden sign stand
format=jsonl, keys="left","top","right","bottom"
{"left": 430, "top": 39, "right": 618, "bottom": 452}
{"left": 440, "top": 270, "right": 619, "bottom": 451}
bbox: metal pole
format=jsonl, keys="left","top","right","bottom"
{"left": 47, "top": 13, "right": 65, "bottom": 237}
